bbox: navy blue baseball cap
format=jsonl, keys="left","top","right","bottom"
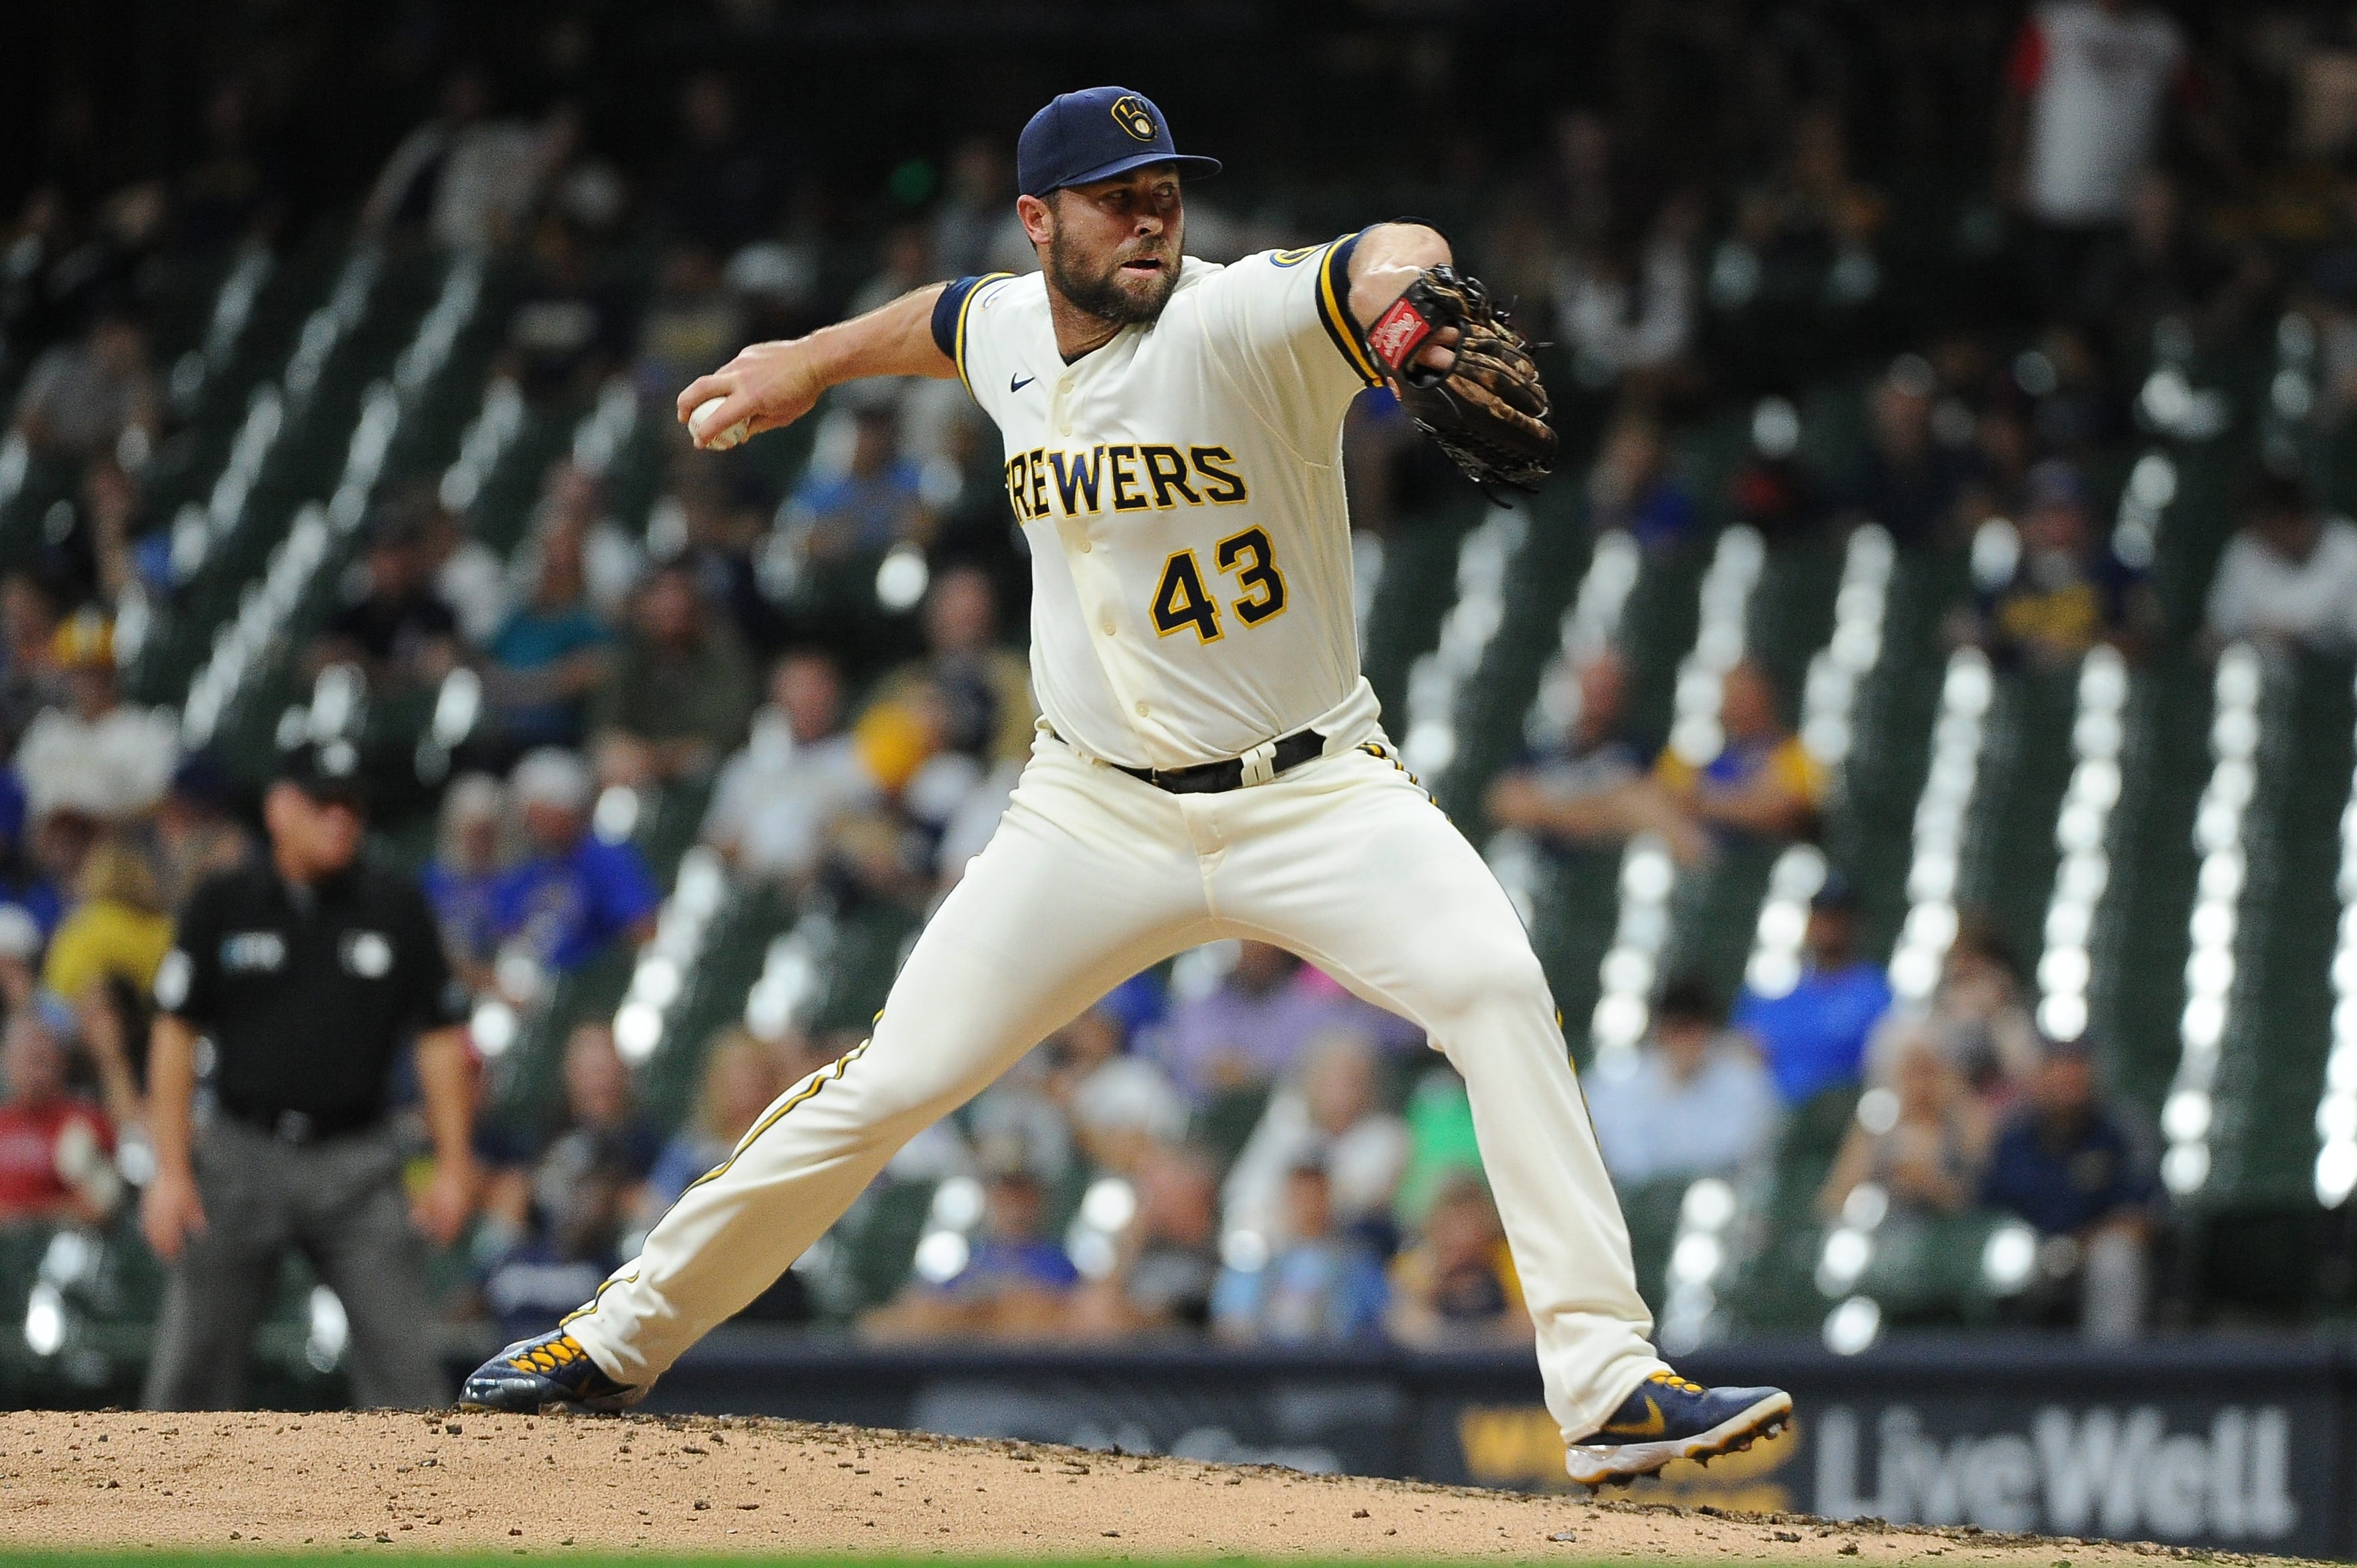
{"left": 1017, "top": 87, "right": 1221, "bottom": 198}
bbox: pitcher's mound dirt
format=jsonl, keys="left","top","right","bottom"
{"left": 0, "top": 1409, "right": 2228, "bottom": 1559}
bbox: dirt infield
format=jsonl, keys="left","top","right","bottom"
{"left": 0, "top": 1409, "right": 2257, "bottom": 1561}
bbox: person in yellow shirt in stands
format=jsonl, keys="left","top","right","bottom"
{"left": 45, "top": 836, "right": 174, "bottom": 1003}
{"left": 43, "top": 835, "right": 175, "bottom": 1126}
{"left": 1652, "top": 659, "right": 1823, "bottom": 846}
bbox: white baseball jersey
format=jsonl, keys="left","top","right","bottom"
{"left": 932, "top": 237, "right": 1385, "bottom": 771}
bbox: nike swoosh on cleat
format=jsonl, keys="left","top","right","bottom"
{"left": 1010, "top": 373, "right": 1035, "bottom": 391}
{"left": 1601, "top": 1395, "right": 1666, "bottom": 1438}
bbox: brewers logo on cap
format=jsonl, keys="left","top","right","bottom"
{"left": 1110, "top": 94, "right": 1157, "bottom": 142}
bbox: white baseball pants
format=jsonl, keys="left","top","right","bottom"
{"left": 564, "top": 732, "right": 1667, "bottom": 1442}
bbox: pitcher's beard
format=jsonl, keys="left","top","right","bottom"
{"left": 1049, "top": 237, "right": 1179, "bottom": 326}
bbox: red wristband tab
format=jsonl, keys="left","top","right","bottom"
{"left": 1365, "top": 293, "right": 1435, "bottom": 373}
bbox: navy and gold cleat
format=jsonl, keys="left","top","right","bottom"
{"left": 1564, "top": 1369, "right": 1792, "bottom": 1488}
{"left": 459, "top": 1330, "right": 641, "bottom": 1414}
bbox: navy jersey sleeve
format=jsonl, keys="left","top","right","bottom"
{"left": 929, "top": 274, "right": 1017, "bottom": 399}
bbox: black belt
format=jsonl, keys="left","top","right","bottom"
{"left": 219, "top": 1099, "right": 383, "bottom": 1145}
{"left": 1096, "top": 727, "right": 1327, "bottom": 795}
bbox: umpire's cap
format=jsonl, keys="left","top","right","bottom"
{"left": 277, "top": 738, "right": 368, "bottom": 810}
{"left": 1017, "top": 87, "right": 1220, "bottom": 198}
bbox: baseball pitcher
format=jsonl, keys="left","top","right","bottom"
{"left": 464, "top": 86, "right": 1789, "bottom": 1488}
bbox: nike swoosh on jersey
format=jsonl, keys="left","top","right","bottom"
{"left": 1010, "top": 373, "right": 1035, "bottom": 391}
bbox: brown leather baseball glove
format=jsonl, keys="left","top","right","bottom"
{"left": 1362, "top": 266, "right": 1558, "bottom": 498}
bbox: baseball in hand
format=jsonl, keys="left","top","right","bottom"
{"left": 690, "top": 396, "right": 752, "bottom": 451}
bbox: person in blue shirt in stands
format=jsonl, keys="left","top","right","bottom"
{"left": 861, "top": 1160, "right": 1079, "bottom": 1340}
{"left": 777, "top": 404, "right": 931, "bottom": 564}
{"left": 1980, "top": 1036, "right": 2156, "bottom": 1341}
{"left": 1732, "top": 873, "right": 1892, "bottom": 1106}
{"left": 489, "top": 747, "right": 659, "bottom": 978}
{"left": 1210, "top": 1159, "right": 1389, "bottom": 1344}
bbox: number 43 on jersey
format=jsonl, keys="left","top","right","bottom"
{"left": 1153, "top": 527, "right": 1286, "bottom": 643}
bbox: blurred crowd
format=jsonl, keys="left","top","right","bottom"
{"left": 7, "top": 0, "right": 2357, "bottom": 1371}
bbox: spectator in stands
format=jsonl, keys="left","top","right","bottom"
{"left": 1387, "top": 1174, "right": 1527, "bottom": 1347}
{"left": 64, "top": 453, "right": 140, "bottom": 609}
{"left": 489, "top": 747, "right": 659, "bottom": 981}
{"left": 1653, "top": 660, "right": 1823, "bottom": 846}
{"left": 1586, "top": 975, "right": 1779, "bottom": 1187}
{"left": 1852, "top": 355, "right": 1980, "bottom": 548}
{"left": 2203, "top": 470, "right": 2357, "bottom": 657}
{"left": 422, "top": 494, "right": 508, "bottom": 649}
{"left": 310, "top": 502, "right": 461, "bottom": 698}
{"left": 15, "top": 611, "right": 177, "bottom": 829}
{"left": 506, "top": 216, "right": 629, "bottom": 403}
{"left": 152, "top": 752, "right": 252, "bottom": 916}
{"left": 872, "top": 565, "right": 1036, "bottom": 771}
{"left": 2001, "top": 0, "right": 2217, "bottom": 326}
{"left": 482, "top": 516, "right": 611, "bottom": 753}
{"left": 1734, "top": 875, "right": 1892, "bottom": 1106}
{"left": 1223, "top": 1030, "right": 1409, "bottom": 1252}
{"left": 1968, "top": 460, "right": 2158, "bottom": 671}
{"left": 423, "top": 773, "right": 508, "bottom": 996}
{"left": 519, "top": 459, "right": 641, "bottom": 620}
{"left": 1819, "top": 1038, "right": 1994, "bottom": 1223}
{"left": 776, "top": 405, "right": 932, "bottom": 566}
{"left": 700, "top": 648, "right": 874, "bottom": 888}
{"left": 0, "top": 804, "right": 64, "bottom": 945}
{"left": 540, "top": 1021, "right": 663, "bottom": 1205}
{"left": 1980, "top": 1037, "right": 2156, "bottom": 1341}
{"left": 589, "top": 561, "right": 756, "bottom": 790}
{"left": 1211, "top": 1161, "right": 1388, "bottom": 1344}
{"left": 478, "top": 1025, "right": 659, "bottom": 1341}
{"left": 633, "top": 243, "right": 743, "bottom": 405}
{"left": 11, "top": 308, "right": 155, "bottom": 462}
{"left": 1485, "top": 650, "right": 1705, "bottom": 864}
{"left": 1866, "top": 916, "right": 2041, "bottom": 1099}
{"left": 1554, "top": 204, "right": 1698, "bottom": 397}
{"left": 817, "top": 679, "right": 961, "bottom": 911}
{"left": 1041, "top": 1003, "right": 1189, "bottom": 1176}
{"left": 967, "top": 1045, "right": 1078, "bottom": 1189}
{"left": 643, "top": 1029, "right": 789, "bottom": 1214}
{"left": 1748, "top": 104, "right": 1886, "bottom": 303}
{"left": 1152, "top": 941, "right": 1418, "bottom": 1100}
{"left": 478, "top": 1162, "right": 628, "bottom": 1345}
{"left": 864, "top": 1163, "right": 1078, "bottom": 1341}
{"left": 1066, "top": 1143, "right": 1221, "bottom": 1337}
{"left": 66, "top": 968, "right": 146, "bottom": 1137}
{"left": 0, "top": 1015, "right": 118, "bottom": 1226}
{"left": 1584, "top": 413, "right": 1698, "bottom": 552}
{"left": 42, "top": 834, "right": 171, "bottom": 1015}
{"left": 0, "top": 573, "right": 62, "bottom": 754}
{"left": 23, "top": 813, "right": 95, "bottom": 943}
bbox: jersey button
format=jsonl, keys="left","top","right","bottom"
{"left": 1100, "top": 617, "right": 1116, "bottom": 635}
{"left": 1134, "top": 702, "right": 1149, "bottom": 716}
{"left": 1079, "top": 540, "right": 1092, "bottom": 553}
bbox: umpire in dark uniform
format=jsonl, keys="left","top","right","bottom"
{"left": 140, "top": 739, "right": 480, "bottom": 1409}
